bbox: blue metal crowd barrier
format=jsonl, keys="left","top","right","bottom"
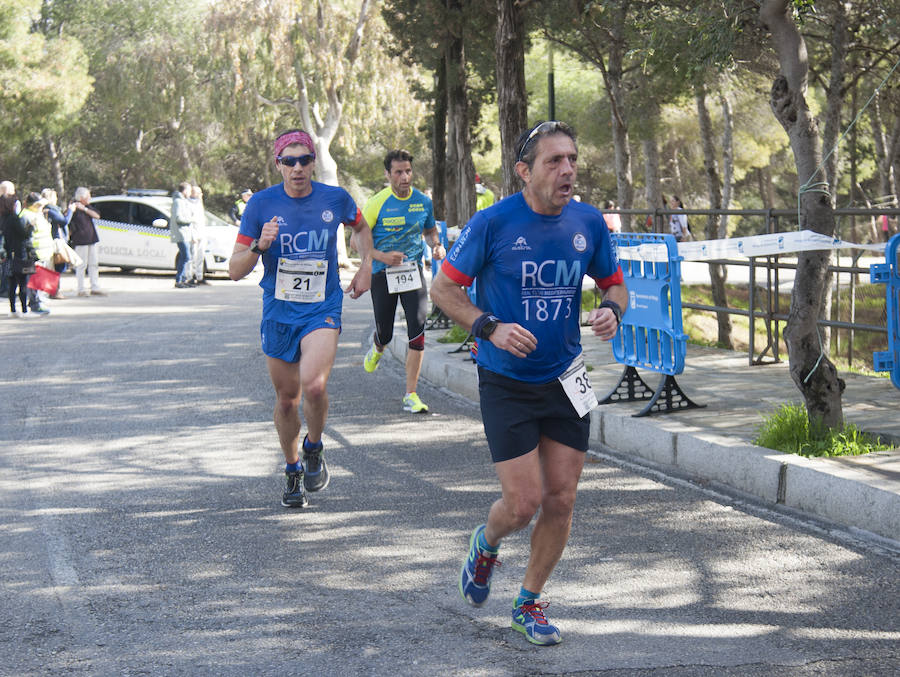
{"left": 870, "top": 232, "right": 900, "bottom": 390}
{"left": 599, "top": 232, "right": 704, "bottom": 416}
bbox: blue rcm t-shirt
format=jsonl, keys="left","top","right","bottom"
{"left": 442, "top": 192, "right": 623, "bottom": 383}
{"left": 362, "top": 186, "right": 436, "bottom": 275}
{"left": 238, "top": 181, "right": 361, "bottom": 324}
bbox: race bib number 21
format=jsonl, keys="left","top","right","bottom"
{"left": 275, "top": 258, "right": 327, "bottom": 303}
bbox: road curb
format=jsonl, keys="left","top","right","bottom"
{"left": 390, "top": 333, "right": 900, "bottom": 545}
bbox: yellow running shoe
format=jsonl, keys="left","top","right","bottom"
{"left": 364, "top": 344, "right": 383, "bottom": 373}
{"left": 402, "top": 392, "right": 429, "bottom": 413}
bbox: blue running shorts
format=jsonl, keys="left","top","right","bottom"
{"left": 477, "top": 366, "right": 590, "bottom": 463}
{"left": 261, "top": 316, "right": 341, "bottom": 363}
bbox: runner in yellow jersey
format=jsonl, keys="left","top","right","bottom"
{"left": 362, "top": 149, "right": 445, "bottom": 413}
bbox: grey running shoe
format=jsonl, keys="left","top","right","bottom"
{"left": 281, "top": 470, "right": 309, "bottom": 508}
{"left": 302, "top": 436, "right": 330, "bottom": 492}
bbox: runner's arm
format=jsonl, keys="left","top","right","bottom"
{"left": 423, "top": 226, "right": 445, "bottom": 260}
{"left": 345, "top": 215, "right": 373, "bottom": 298}
{"left": 229, "top": 217, "right": 277, "bottom": 281}
{"left": 430, "top": 269, "right": 535, "bottom": 356}
{"left": 587, "top": 281, "right": 628, "bottom": 341}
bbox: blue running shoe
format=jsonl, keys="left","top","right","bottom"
{"left": 459, "top": 524, "right": 500, "bottom": 607}
{"left": 512, "top": 600, "right": 562, "bottom": 645}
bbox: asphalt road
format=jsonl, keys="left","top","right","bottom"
{"left": 1, "top": 271, "right": 898, "bottom": 676}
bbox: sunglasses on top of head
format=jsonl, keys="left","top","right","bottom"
{"left": 277, "top": 153, "right": 316, "bottom": 167}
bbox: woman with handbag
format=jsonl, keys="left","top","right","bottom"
{"left": 21, "top": 192, "right": 55, "bottom": 314}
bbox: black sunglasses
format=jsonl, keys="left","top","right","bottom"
{"left": 516, "top": 121, "right": 572, "bottom": 163}
{"left": 277, "top": 154, "right": 316, "bottom": 167}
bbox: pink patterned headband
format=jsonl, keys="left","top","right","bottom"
{"left": 274, "top": 131, "right": 315, "bottom": 160}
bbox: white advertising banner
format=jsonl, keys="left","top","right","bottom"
{"left": 615, "top": 230, "right": 886, "bottom": 263}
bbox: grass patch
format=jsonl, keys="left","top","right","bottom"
{"left": 753, "top": 403, "right": 894, "bottom": 457}
{"left": 437, "top": 324, "right": 471, "bottom": 344}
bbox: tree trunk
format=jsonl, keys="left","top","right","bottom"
{"left": 607, "top": 4, "right": 634, "bottom": 230}
{"left": 445, "top": 0, "right": 475, "bottom": 227}
{"left": 45, "top": 135, "right": 65, "bottom": 200}
{"left": 719, "top": 92, "right": 734, "bottom": 239}
{"left": 888, "top": 114, "right": 900, "bottom": 209}
{"left": 642, "top": 136, "right": 661, "bottom": 232}
{"left": 289, "top": 0, "right": 375, "bottom": 266}
{"left": 641, "top": 97, "right": 662, "bottom": 232}
{"left": 871, "top": 92, "right": 899, "bottom": 217}
{"left": 495, "top": 0, "right": 528, "bottom": 200}
{"left": 761, "top": 0, "right": 845, "bottom": 430}
{"left": 696, "top": 87, "right": 733, "bottom": 349}
{"left": 432, "top": 58, "right": 448, "bottom": 222}
{"left": 821, "top": 0, "right": 847, "bottom": 201}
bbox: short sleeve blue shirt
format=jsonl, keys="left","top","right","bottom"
{"left": 442, "top": 193, "right": 621, "bottom": 383}
{"left": 238, "top": 181, "right": 359, "bottom": 324}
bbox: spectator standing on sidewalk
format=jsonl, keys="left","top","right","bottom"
{"left": 67, "top": 187, "right": 106, "bottom": 297}
{"left": 230, "top": 189, "right": 252, "bottom": 225}
{"left": 2, "top": 187, "right": 31, "bottom": 317}
{"left": 0, "top": 180, "right": 20, "bottom": 300}
{"left": 669, "top": 195, "right": 692, "bottom": 242}
{"left": 189, "top": 184, "right": 208, "bottom": 285}
{"left": 170, "top": 182, "right": 194, "bottom": 288}
{"left": 603, "top": 199, "right": 622, "bottom": 233}
{"left": 42, "top": 188, "right": 70, "bottom": 297}
{"left": 229, "top": 129, "right": 374, "bottom": 509}
{"left": 431, "top": 120, "right": 627, "bottom": 646}
{"left": 20, "top": 193, "right": 53, "bottom": 315}
{"left": 475, "top": 174, "right": 495, "bottom": 212}
{"left": 361, "top": 149, "right": 444, "bottom": 414}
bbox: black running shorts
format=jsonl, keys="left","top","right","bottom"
{"left": 477, "top": 366, "right": 590, "bottom": 463}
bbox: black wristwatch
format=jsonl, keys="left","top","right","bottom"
{"left": 599, "top": 299, "right": 623, "bottom": 324}
{"left": 481, "top": 317, "right": 499, "bottom": 340}
{"left": 471, "top": 312, "right": 501, "bottom": 341}
{"left": 249, "top": 239, "right": 265, "bottom": 255}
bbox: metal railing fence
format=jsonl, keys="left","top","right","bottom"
{"left": 604, "top": 207, "right": 899, "bottom": 371}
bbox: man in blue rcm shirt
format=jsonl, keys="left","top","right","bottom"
{"left": 229, "top": 129, "right": 373, "bottom": 510}
{"left": 431, "top": 121, "right": 627, "bottom": 646}
{"left": 361, "top": 149, "right": 444, "bottom": 414}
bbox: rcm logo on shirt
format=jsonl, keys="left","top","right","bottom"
{"left": 279, "top": 228, "right": 329, "bottom": 254}
{"left": 521, "top": 259, "right": 581, "bottom": 287}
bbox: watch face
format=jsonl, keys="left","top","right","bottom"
{"left": 482, "top": 320, "right": 498, "bottom": 338}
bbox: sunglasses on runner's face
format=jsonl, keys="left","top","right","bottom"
{"left": 277, "top": 154, "right": 316, "bottom": 167}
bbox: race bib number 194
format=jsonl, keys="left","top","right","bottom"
{"left": 385, "top": 261, "right": 422, "bottom": 294}
{"left": 275, "top": 258, "right": 327, "bottom": 303}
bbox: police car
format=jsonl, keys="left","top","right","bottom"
{"left": 90, "top": 190, "right": 237, "bottom": 275}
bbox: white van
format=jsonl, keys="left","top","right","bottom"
{"left": 90, "top": 190, "right": 237, "bottom": 275}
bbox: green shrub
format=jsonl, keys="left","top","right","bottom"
{"left": 754, "top": 403, "right": 893, "bottom": 457}
{"left": 437, "top": 324, "right": 472, "bottom": 344}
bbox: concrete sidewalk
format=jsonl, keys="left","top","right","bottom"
{"left": 389, "top": 324, "right": 900, "bottom": 545}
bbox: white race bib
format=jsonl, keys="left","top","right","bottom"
{"left": 385, "top": 261, "right": 422, "bottom": 294}
{"left": 558, "top": 353, "right": 598, "bottom": 418}
{"left": 275, "top": 258, "right": 327, "bottom": 303}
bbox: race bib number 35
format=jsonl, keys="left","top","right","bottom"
{"left": 558, "top": 353, "right": 598, "bottom": 418}
{"left": 386, "top": 261, "right": 422, "bottom": 294}
{"left": 275, "top": 258, "right": 327, "bottom": 303}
